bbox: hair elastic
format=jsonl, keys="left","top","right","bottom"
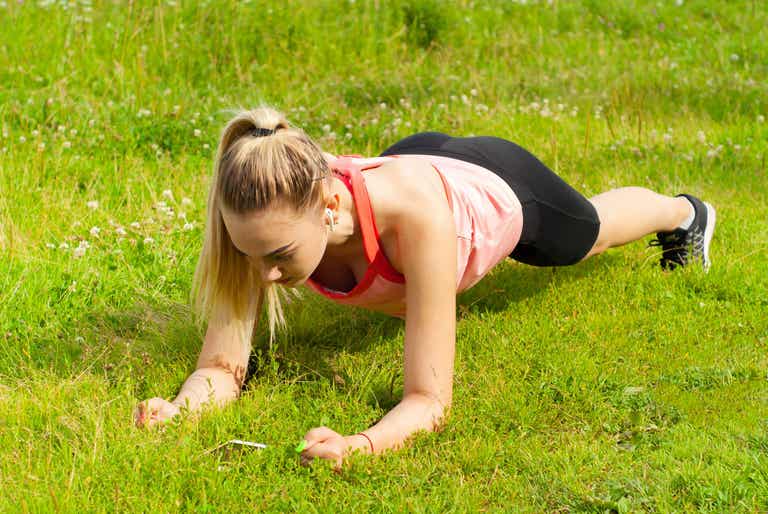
{"left": 251, "top": 127, "right": 276, "bottom": 137}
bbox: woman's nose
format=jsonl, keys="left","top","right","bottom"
{"left": 261, "top": 265, "right": 283, "bottom": 283}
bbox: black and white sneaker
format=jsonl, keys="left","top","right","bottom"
{"left": 648, "top": 194, "right": 716, "bottom": 272}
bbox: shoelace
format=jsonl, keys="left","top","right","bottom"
{"left": 648, "top": 229, "right": 705, "bottom": 266}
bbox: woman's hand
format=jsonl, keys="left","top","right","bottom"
{"left": 133, "top": 397, "right": 181, "bottom": 429}
{"left": 298, "top": 426, "right": 351, "bottom": 471}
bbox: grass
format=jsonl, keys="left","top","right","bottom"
{"left": 1, "top": 0, "right": 767, "bottom": 511}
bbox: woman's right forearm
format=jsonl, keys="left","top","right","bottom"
{"left": 171, "top": 367, "right": 241, "bottom": 413}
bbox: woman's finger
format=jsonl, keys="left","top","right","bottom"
{"left": 303, "top": 426, "right": 338, "bottom": 448}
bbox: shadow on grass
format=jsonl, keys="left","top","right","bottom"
{"left": 454, "top": 253, "right": 621, "bottom": 317}
{"left": 51, "top": 252, "right": 619, "bottom": 402}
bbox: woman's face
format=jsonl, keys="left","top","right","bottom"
{"left": 221, "top": 202, "right": 328, "bottom": 288}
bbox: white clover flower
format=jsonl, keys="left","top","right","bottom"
{"left": 470, "top": 88, "right": 478, "bottom": 97}
{"left": 163, "top": 88, "right": 172, "bottom": 96}
{"left": 663, "top": 133, "right": 673, "bottom": 143}
{"left": 379, "top": 102, "right": 387, "bottom": 109}
{"left": 73, "top": 246, "right": 86, "bottom": 258}
{"left": 143, "top": 237, "right": 155, "bottom": 245}
{"left": 130, "top": 221, "right": 141, "bottom": 229}
{"left": 88, "top": 119, "right": 95, "bottom": 127}
{"left": 162, "top": 189, "right": 173, "bottom": 200}
{"left": 46, "top": 243, "right": 56, "bottom": 249}
{"left": 730, "top": 54, "right": 739, "bottom": 62}
{"left": 203, "top": 143, "right": 210, "bottom": 150}
{"left": 697, "top": 130, "right": 706, "bottom": 143}
{"left": 183, "top": 222, "right": 194, "bottom": 231}
{"left": 89, "top": 226, "right": 100, "bottom": 237}
{"left": 38, "top": 143, "right": 45, "bottom": 151}
{"left": 115, "top": 227, "right": 127, "bottom": 236}
{"left": 59, "top": 242, "right": 70, "bottom": 249}
{"left": 19, "top": 136, "right": 26, "bottom": 143}
{"left": 178, "top": 212, "right": 186, "bottom": 219}
{"left": 181, "top": 197, "right": 192, "bottom": 206}
{"left": 172, "top": 105, "right": 181, "bottom": 113}
{"left": 69, "top": 129, "right": 77, "bottom": 136}
{"left": 63, "top": 141, "right": 71, "bottom": 149}
{"left": 32, "top": 129, "right": 40, "bottom": 137}
{"left": 57, "top": 125, "right": 66, "bottom": 133}
{"left": 87, "top": 200, "right": 99, "bottom": 210}
{"left": 322, "top": 124, "right": 331, "bottom": 133}
{"left": 758, "top": 115, "right": 765, "bottom": 124}
{"left": 137, "top": 108, "right": 152, "bottom": 118}
{"left": 193, "top": 129, "right": 201, "bottom": 137}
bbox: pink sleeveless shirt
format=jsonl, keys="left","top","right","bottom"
{"left": 304, "top": 154, "right": 524, "bottom": 318}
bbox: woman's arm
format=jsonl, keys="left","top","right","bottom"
{"left": 301, "top": 160, "right": 458, "bottom": 462}
{"left": 172, "top": 305, "right": 256, "bottom": 413}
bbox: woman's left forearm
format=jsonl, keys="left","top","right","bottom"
{"left": 343, "top": 393, "right": 450, "bottom": 455}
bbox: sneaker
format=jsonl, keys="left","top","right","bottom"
{"left": 648, "top": 193, "right": 716, "bottom": 272}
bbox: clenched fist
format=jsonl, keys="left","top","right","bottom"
{"left": 134, "top": 397, "right": 181, "bottom": 429}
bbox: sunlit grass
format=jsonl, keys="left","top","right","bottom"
{"left": 0, "top": 0, "right": 766, "bottom": 511}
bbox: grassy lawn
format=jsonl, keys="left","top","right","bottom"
{"left": 1, "top": 0, "right": 766, "bottom": 511}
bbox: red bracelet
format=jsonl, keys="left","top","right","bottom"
{"left": 357, "top": 432, "right": 374, "bottom": 453}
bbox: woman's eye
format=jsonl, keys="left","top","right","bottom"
{"left": 273, "top": 253, "right": 292, "bottom": 262}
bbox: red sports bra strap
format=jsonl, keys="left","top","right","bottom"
{"left": 346, "top": 166, "right": 381, "bottom": 263}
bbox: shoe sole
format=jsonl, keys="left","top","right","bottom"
{"left": 702, "top": 201, "right": 716, "bottom": 272}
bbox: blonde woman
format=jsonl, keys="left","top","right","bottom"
{"left": 134, "top": 106, "right": 715, "bottom": 470}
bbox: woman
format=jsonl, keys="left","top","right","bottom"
{"left": 134, "top": 105, "right": 716, "bottom": 470}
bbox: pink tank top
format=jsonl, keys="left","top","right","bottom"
{"left": 305, "top": 154, "right": 524, "bottom": 318}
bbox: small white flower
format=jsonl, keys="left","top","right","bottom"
{"left": 162, "top": 189, "right": 173, "bottom": 200}
{"left": 729, "top": 54, "right": 739, "bottom": 62}
{"left": 130, "top": 221, "right": 141, "bottom": 229}
{"left": 183, "top": 222, "right": 194, "bottom": 231}
{"left": 379, "top": 102, "right": 387, "bottom": 109}
{"left": 470, "top": 88, "right": 478, "bottom": 97}
{"left": 322, "top": 124, "right": 331, "bottom": 133}
{"left": 38, "top": 142, "right": 45, "bottom": 151}
{"left": 143, "top": 237, "right": 155, "bottom": 245}
{"left": 63, "top": 141, "right": 71, "bottom": 149}
{"left": 73, "top": 246, "right": 86, "bottom": 258}
{"left": 46, "top": 243, "right": 56, "bottom": 249}
{"left": 19, "top": 136, "right": 26, "bottom": 143}
{"left": 663, "top": 133, "right": 673, "bottom": 143}
{"left": 87, "top": 200, "right": 99, "bottom": 210}
{"left": 758, "top": 115, "right": 765, "bottom": 124}
{"left": 88, "top": 119, "right": 95, "bottom": 127}
{"left": 696, "top": 130, "right": 706, "bottom": 143}
{"left": 69, "top": 129, "right": 78, "bottom": 137}
{"left": 181, "top": 197, "right": 192, "bottom": 206}
{"left": 57, "top": 125, "right": 66, "bottom": 133}
{"left": 115, "top": 227, "right": 127, "bottom": 236}
{"left": 89, "top": 226, "right": 101, "bottom": 237}
{"left": 203, "top": 143, "right": 210, "bottom": 150}
{"left": 163, "top": 88, "right": 172, "bottom": 96}
{"left": 32, "top": 129, "right": 40, "bottom": 137}
{"left": 178, "top": 212, "right": 186, "bottom": 219}
{"left": 59, "top": 242, "right": 70, "bottom": 249}
{"left": 193, "top": 129, "right": 201, "bottom": 137}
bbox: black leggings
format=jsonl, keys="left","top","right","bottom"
{"left": 379, "top": 132, "right": 601, "bottom": 267}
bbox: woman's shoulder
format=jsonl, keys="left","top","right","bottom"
{"left": 364, "top": 156, "right": 452, "bottom": 231}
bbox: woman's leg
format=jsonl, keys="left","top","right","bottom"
{"left": 581, "top": 187, "right": 693, "bottom": 260}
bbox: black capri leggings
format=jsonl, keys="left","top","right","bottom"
{"left": 379, "top": 132, "right": 601, "bottom": 267}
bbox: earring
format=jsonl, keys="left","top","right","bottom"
{"left": 325, "top": 208, "right": 336, "bottom": 232}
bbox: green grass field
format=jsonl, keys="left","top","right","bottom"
{"left": 1, "top": 0, "right": 767, "bottom": 511}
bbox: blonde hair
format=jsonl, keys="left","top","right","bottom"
{"left": 192, "top": 105, "right": 331, "bottom": 343}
